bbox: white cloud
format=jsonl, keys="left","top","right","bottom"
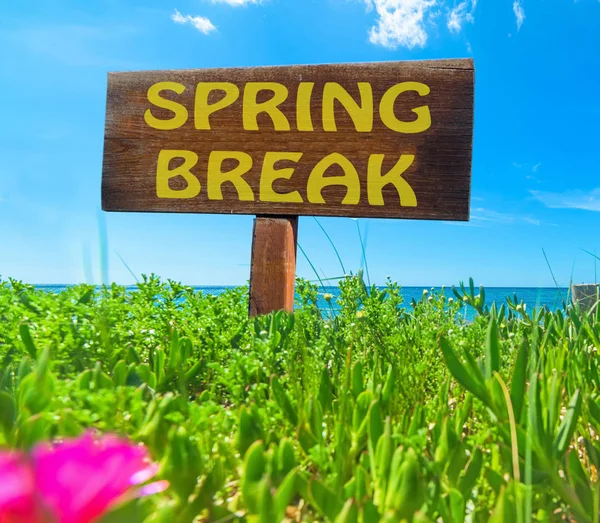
{"left": 445, "top": 198, "right": 552, "bottom": 228}
{"left": 470, "top": 207, "right": 542, "bottom": 226}
{"left": 172, "top": 9, "right": 216, "bottom": 34}
{"left": 447, "top": 4, "right": 465, "bottom": 33}
{"left": 172, "top": 10, "right": 188, "bottom": 24}
{"left": 212, "top": 0, "right": 262, "bottom": 4}
{"left": 188, "top": 17, "right": 216, "bottom": 34}
{"left": 513, "top": 1, "right": 525, "bottom": 30}
{"left": 532, "top": 162, "right": 542, "bottom": 172}
{"left": 365, "top": 0, "right": 437, "bottom": 49}
{"left": 531, "top": 188, "right": 600, "bottom": 212}
{"left": 365, "top": 0, "right": 479, "bottom": 49}
{"left": 523, "top": 217, "right": 541, "bottom": 226}
{"left": 447, "top": 1, "right": 477, "bottom": 34}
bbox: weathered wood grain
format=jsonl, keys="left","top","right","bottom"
{"left": 102, "top": 59, "right": 474, "bottom": 220}
{"left": 249, "top": 216, "right": 297, "bottom": 316}
{"left": 572, "top": 284, "right": 600, "bottom": 313}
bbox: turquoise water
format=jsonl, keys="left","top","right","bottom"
{"left": 34, "top": 284, "right": 569, "bottom": 319}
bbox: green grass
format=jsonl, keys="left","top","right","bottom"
{"left": 1, "top": 274, "right": 600, "bottom": 522}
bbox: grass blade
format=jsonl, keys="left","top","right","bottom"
{"left": 510, "top": 338, "right": 528, "bottom": 423}
{"left": 355, "top": 220, "right": 371, "bottom": 288}
{"left": 553, "top": 389, "right": 582, "bottom": 458}
{"left": 485, "top": 313, "right": 501, "bottom": 381}
{"left": 439, "top": 335, "right": 487, "bottom": 401}
{"left": 313, "top": 217, "right": 346, "bottom": 275}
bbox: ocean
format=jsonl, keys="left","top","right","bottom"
{"left": 34, "top": 284, "right": 569, "bottom": 321}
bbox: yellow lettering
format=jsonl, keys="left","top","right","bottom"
{"left": 307, "top": 153, "right": 360, "bottom": 205}
{"left": 322, "top": 82, "right": 373, "bottom": 132}
{"left": 194, "top": 82, "right": 240, "bottom": 130}
{"left": 243, "top": 83, "right": 290, "bottom": 131}
{"left": 367, "top": 154, "right": 416, "bottom": 206}
{"left": 207, "top": 151, "right": 254, "bottom": 201}
{"left": 156, "top": 150, "right": 200, "bottom": 199}
{"left": 379, "top": 82, "right": 431, "bottom": 134}
{"left": 260, "top": 152, "right": 303, "bottom": 203}
{"left": 144, "top": 82, "right": 188, "bottom": 130}
{"left": 296, "top": 83, "right": 314, "bottom": 132}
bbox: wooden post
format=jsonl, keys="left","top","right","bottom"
{"left": 249, "top": 216, "right": 298, "bottom": 317}
{"left": 572, "top": 284, "right": 600, "bottom": 313}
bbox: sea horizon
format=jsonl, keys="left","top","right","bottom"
{"left": 28, "top": 283, "right": 573, "bottom": 318}
{"left": 29, "top": 283, "right": 572, "bottom": 290}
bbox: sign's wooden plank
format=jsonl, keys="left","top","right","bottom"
{"left": 248, "top": 216, "right": 297, "bottom": 316}
{"left": 102, "top": 59, "right": 474, "bottom": 221}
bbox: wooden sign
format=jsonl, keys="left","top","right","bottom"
{"left": 101, "top": 59, "right": 474, "bottom": 316}
{"left": 102, "top": 59, "right": 474, "bottom": 221}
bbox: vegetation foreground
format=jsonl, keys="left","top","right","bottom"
{"left": 1, "top": 275, "right": 599, "bottom": 522}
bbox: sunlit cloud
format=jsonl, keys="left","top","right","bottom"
{"left": 364, "top": 0, "right": 436, "bottom": 49}
{"left": 172, "top": 9, "right": 216, "bottom": 35}
{"left": 447, "top": 1, "right": 477, "bottom": 33}
{"left": 513, "top": 1, "right": 525, "bottom": 30}
{"left": 531, "top": 188, "right": 600, "bottom": 212}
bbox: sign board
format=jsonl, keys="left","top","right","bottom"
{"left": 102, "top": 59, "right": 474, "bottom": 221}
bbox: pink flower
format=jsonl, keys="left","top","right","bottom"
{"left": 0, "top": 452, "right": 40, "bottom": 523}
{"left": 0, "top": 432, "right": 168, "bottom": 523}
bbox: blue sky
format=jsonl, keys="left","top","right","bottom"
{"left": 1, "top": 0, "right": 599, "bottom": 287}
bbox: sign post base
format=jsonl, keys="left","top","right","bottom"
{"left": 249, "top": 216, "right": 298, "bottom": 317}
{"left": 572, "top": 284, "right": 600, "bottom": 313}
